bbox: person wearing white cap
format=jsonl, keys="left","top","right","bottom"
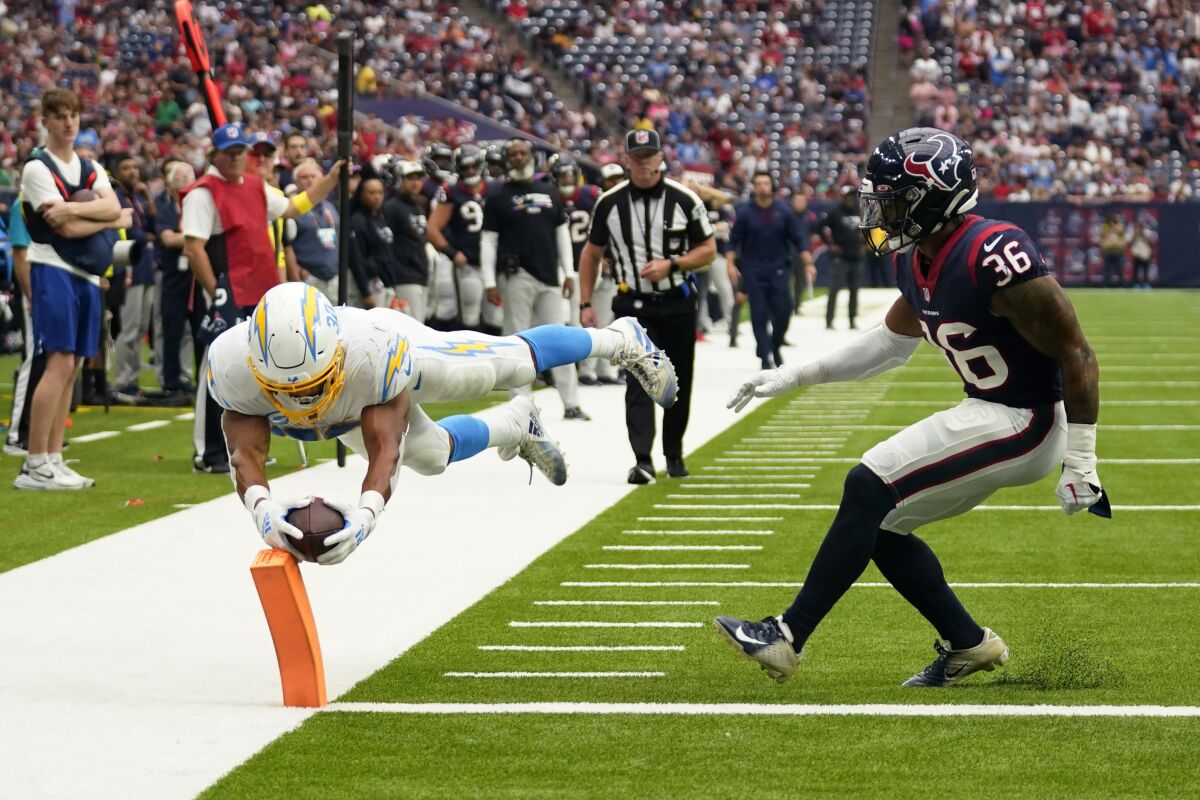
{"left": 381, "top": 160, "right": 432, "bottom": 322}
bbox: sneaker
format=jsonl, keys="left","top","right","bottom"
{"left": 4, "top": 440, "right": 28, "bottom": 457}
{"left": 563, "top": 406, "right": 591, "bottom": 421}
{"left": 51, "top": 457, "right": 94, "bottom": 488}
{"left": 14, "top": 459, "right": 88, "bottom": 490}
{"left": 902, "top": 628, "right": 1009, "bottom": 687}
{"left": 112, "top": 385, "right": 143, "bottom": 405}
{"left": 607, "top": 317, "right": 678, "bottom": 408}
{"left": 510, "top": 396, "right": 568, "bottom": 486}
{"left": 665, "top": 457, "right": 689, "bottom": 478}
{"left": 713, "top": 615, "right": 802, "bottom": 683}
{"left": 597, "top": 374, "right": 624, "bottom": 386}
{"left": 192, "top": 455, "right": 231, "bottom": 474}
{"left": 627, "top": 459, "right": 655, "bottom": 485}
{"left": 578, "top": 374, "right": 599, "bottom": 386}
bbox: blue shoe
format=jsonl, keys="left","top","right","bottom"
{"left": 713, "top": 615, "right": 802, "bottom": 683}
{"left": 608, "top": 317, "right": 678, "bottom": 408}
{"left": 902, "top": 628, "right": 1008, "bottom": 687}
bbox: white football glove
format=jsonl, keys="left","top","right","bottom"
{"left": 318, "top": 491, "right": 386, "bottom": 565}
{"left": 1055, "top": 423, "right": 1109, "bottom": 516}
{"left": 245, "top": 486, "right": 309, "bottom": 559}
{"left": 727, "top": 366, "right": 805, "bottom": 412}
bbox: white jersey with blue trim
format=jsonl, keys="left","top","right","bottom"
{"left": 206, "top": 307, "right": 418, "bottom": 441}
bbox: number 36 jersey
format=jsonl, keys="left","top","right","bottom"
{"left": 894, "top": 214, "right": 1063, "bottom": 408}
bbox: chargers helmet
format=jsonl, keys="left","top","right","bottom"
{"left": 247, "top": 282, "right": 347, "bottom": 426}
{"left": 858, "top": 127, "right": 978, "bottom": 256}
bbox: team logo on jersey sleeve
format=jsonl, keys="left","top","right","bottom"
{"left": 902, "top": 133, "right": 964, "bottom": 193}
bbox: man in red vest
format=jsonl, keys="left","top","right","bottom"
{"left": 181, "top": 122, "right": 344, "bottom": 472}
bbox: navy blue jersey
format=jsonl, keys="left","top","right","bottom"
{"left": 561, "top": 184, "right": 601, "bottom": 266}
{"left": 894, "top": 214, "right": 1063, "bottom": 408}
{"left": 436, "top": 181, "right": 486, "bottom": 266}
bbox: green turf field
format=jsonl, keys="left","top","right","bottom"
{"left": 194, "top": 289, "right": 1200, "bottom": 798}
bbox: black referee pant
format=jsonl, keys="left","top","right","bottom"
{"left": 612, "top": 290, "right": 697, "bottom": 464}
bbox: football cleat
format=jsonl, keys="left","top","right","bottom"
{"left": 506, "top": 396, "right": 568, "bottom": 486}
{"left": 607, "top": 317, "right": 677, "bottom": 408}
{"left": 903, "top": 627, "right": 1009, "bottom": 687}
{"left": 713, "top": 615, "right": 802, "bottom": 683}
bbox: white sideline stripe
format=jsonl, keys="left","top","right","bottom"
{"left": 444, "top": 672, "right": 665, "bottom": 679}
{"left": 900, "top": 365, "right": 1200, "bottom": 373}
{"left": 676, "top": 484, "right": 812, "bottom": 489}
{"left": 638, "top": 520, "right": 787, "bottom": 525}
{"left": 532, "top": 600, "right": 719, "bottom": 606}
{"left": 172, "top": 412, "right": 195, "bottom": 420}
{"left": 743, "top": 437, "right": 848, "bottom": 442}
{"left": 888, "top": 380, "right": 1200, "bottom": 388}
{"left": 509, "top": 621, "right": 703, "bottom": 628}
{"left": 666, "top": 494, "right": 808, "bottom": 499}
{"left": 844, "top": 400, "right": 1200, "bottom": 407}
{"left": 655, "top": 503, "right": 1200, "bottom": 512}
{"left": 319, "top": 701, "right": 1200, "bottom": 718}
{"left": 125, "top": 420, "right": 171, "bottom": 432}
{"left": 715, "top": 457, "right": 1200, "bottom": 465}
{"left": 602, "top": 545, "right": 762, "bottom": 551}
{"left": 622, "top": 530, "right": 775, "bottom": 536}
{"left": 583, "top": 563, "right": 750, "bottom": 570}
{"left": 69, "top": 431, "right": 120, "bottom": 443}
{"left": 561, "top": 581, "right": 1200, "bottom": 589}
{"left": 729, "top": 449, "right": 840, "bottom": 454}
{"left": 700, "top": 466, "right": 819, "bottom": 472}
{"left": 478, "top": 645, "right": 686, "bottom": 652}
{"left": 758, "top": 424, "right": 1200, "bottom": 432}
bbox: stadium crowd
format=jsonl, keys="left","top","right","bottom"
{"left": 903, "top": 0, "right": 1200, "bottom": 200}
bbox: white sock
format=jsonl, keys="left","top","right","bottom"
{"left": 586, "top": 328, "right": 623, "bottom": 359}
{"left": 474, "top": 400, "right": 526, "bottom": 449}
{"left": 48, "top": 453, "right": 65, "bottom": 466}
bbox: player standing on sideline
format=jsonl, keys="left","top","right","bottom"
{"left": 210, "top": 282, "right": 678, "bottom": 564}
{"left": 716, "top": 128, "right": 1109, "bottom": 687}
{"left": 549, "top": 155, "right": 603, "bottom": 393}
{"left": 427, "top": 144, "right": 489, "bottom": 329}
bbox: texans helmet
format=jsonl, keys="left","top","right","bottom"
{"left": 858, "top": 127, "right": 978, "bottom": 256}
{"left": 548, "top": 154, "right": 581, "bottom": 199}
{"left": 453, "top": 144, "right": 485, "bottom": 186}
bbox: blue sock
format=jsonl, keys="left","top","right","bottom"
{"left": 516, "top": 325, "right": 593, "bottom": 372}
{"left": 438, "top": 415, "right": 491, "bottom": 464}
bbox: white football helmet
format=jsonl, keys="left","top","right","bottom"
{"left": 247, "top": 282, "right": 346, "bottom": 426}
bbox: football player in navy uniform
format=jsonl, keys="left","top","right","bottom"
{"left": 420, "top": 142, "right": 454, "bottom": 212}
{"left": 428, "top": 144, "right": 490, "bottom": 329}
{"left": 715, "top": 127, "right": 1109, "bottom": 687}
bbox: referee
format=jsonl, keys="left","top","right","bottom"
{"left": 578, "top": 129, "right": 716, "bottom": 483}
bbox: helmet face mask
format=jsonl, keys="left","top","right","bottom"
{"left": 248, "top": 284, "right": 347, "bottom": 426}
{"left": 453, "top": 144, "right": 485, "bottom": 187}
{"left": 858, "top": 127, "right": 979, "bottom": 257}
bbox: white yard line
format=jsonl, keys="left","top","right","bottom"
{"left": 666, "top": 494, "right": 810, "bottom": 499}
{"left": 532, "top": 600, "right": 719, "bottom": 606}
{"left": 714, "top": 457, "right": 1200, "bottom": 465}
{"left": 444, "top": 672, "right": 664, "bottom": 679}
{"left": 602, "top": 545, "right": 762, "bottom": 551}
{"left": 477, "top": 645, "right": 686, "bottom": 652}
{"left": 674, "top": 484, "right": 812, "bottom": 489}
{"left": 319, "top": 701, "right": 1200, "bottom": 718}
{"left": 125, "top": 420, "right": 171, "bottom": 432}
{"left": 173, "top": 412, "right": 195, "bottom": 421}
{"left": 69, "top": 431, "right": 120, "bottom": 443}
{"left": 654, "top": 503, "right": 1200, "bottom": 511}
{"left": 638, "top": 516, "right": 785, "bottom": 521}
{"left": 583, "top": 563, "right": 751, "bottom": 570}
{"left": 622, "top": 530, "right": 775, "bottom": 536}
{"left": 509, "top": 621, "right": 703, "bottom": 628}
{"left": 560, "top": 581, "right": 1200, "bottom": 589}
{"left": 753, "top": 424, "right": 1200, "bottom": 432}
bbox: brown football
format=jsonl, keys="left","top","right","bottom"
{"left": 69, "top": 188, "right": 97, "bottom": 202}
{"left": 284, "top": 497, "right": 346, "bottom": 562}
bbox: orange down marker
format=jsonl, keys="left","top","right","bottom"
{"left": 250, "top": 549, "right": 328, "bottom": 707}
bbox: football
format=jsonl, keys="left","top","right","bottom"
{"left": 284, "top": 497, "right": 346, "bottom": 563}
{"left": 69, "top": 188, "right": 96, "bottom": 202}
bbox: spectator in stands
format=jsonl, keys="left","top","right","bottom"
{"left": 181, "top": 122, "right": 343, "bottom": 473}
{"left": 728, "top": 171, "right": 811, "bottom": 369}
{"left": 279, "top": 132, "right": 311, "bottom": 192}
{"left": 286, "top": 158, "right": 340, "bottom": 304}
{"left": 1100, "top": 213, "right": 1127, "bottom": 287}
{"left": 821, "top": 185, "right": 865, "bottom": 330}
{"left": 111, "top": 152, "right": 158, "bottom": 404}
{"left": 153, "top": 158, "right": 195, "bottom": 396}
{"left": 17, "top": 88, "right": 126, "bottom": 490}
{"left": 382, "top": 160, "right": 433, "bottom": 321}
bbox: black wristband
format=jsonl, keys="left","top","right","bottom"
{"left": 669, "top": 256, "right": 681, "bottom": 273}
{"left": 580, "top": 301, "right": 592, "bottom": 310}
{"left": 441, "top": 245, "right": 459, "bottom": 260}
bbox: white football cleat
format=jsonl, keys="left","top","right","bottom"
{"left": 498, "top": 396, "right": 568, "bottom": 486}
{"left": 607, "top": 317, "right": 677, "bottom": 408}
{"left": 903, "top": 627, "right": 1009, "bottom": 687}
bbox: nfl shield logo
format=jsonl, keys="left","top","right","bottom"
{"left": 922, "top": 287, "right": 931, "bottom": 302}
{"left": 635, "top": 131, "right": 649, "bottom": 144}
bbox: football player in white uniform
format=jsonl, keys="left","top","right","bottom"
{"left": 208, "top": 282, "right": 677, "bottom": 565}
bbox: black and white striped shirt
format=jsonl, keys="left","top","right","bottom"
{"left": 587, "top": 177, "right": 715, "bottom": 294}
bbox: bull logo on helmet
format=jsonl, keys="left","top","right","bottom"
{"left": 902, "top": 133, "right": 964, "bottom": 193}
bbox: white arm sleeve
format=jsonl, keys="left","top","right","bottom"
{"left": 792, "top": 324, "right": 921, "bottom": 385}
{"left": 556, "top": 222, "right": 575, "bottom": 279}
{"left": 480, "top": 230, "right": 498, "bottom": 289}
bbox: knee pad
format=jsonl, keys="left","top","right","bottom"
{"left": 401, "top": 411, "right": 450, "bottom": 476}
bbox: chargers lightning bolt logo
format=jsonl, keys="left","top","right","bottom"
{"left": 418, "top": 340, "right": 522, "bottom": 357}
{"left": 380, "top": 334, "right": 412, "bottom": 401}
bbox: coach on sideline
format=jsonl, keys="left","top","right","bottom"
{"left": 578, "top": 129, "right": 716, "bottom": 483}
{"left": 181, "top": 122, "right": 344, "bottom": 473}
